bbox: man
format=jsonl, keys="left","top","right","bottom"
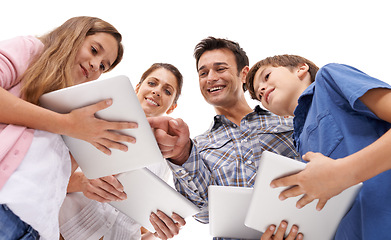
{"left": 149, "top": 37, "right": 300, "bottom": 240}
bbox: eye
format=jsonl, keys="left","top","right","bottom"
{"left": 199, "top": 71, "right": 207, "bottom": 78}
{"left": 164, "top": 89, "right": 172, "bottom": 96}
{"left": 91, "top": 46, "right": 98, "bottom": 54}
{"left": 265, "top": 73, "right": 270, "bottom": 81}
{"left": 148, "top": 81, "right": 156, "bottom": 86}
{"left": 217, "top": 67, "right": 227, "bottom": 72}
{"left": 100, "top": 63, "right": 106, "bottom": 71}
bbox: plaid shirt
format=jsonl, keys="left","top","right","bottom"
{"left": 169, "top": 106, "right": 299, "bottom": 229}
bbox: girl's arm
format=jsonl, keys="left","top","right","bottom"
{"left": 0, "top": 87, "right": 138, "bottom": 154}
{"left": 66, "top": 170, "right": 126, "bottom": 202}
{"left": 271, "top": 88, "right": 391, "bottom": 210}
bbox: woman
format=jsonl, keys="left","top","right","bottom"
{"left": 0, "top": 16, "right": 133, "bottom": 240}
{"left": 59, "top": 63, "right": 185, "bottom": 240}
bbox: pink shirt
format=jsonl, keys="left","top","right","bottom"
{"left": 0, "top": 36, "right": 44, "bottom": 189}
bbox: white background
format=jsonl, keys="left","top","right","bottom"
{"left": 2, "top": 1, "right": 391, "bottom": 239}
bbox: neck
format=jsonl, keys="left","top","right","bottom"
{"left": 214, "top": 98, "right": 253, "bottom": 126}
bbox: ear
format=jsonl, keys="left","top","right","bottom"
{"left": 297, "top": 63, "right": 310, "bottom": 80}
{"left": 166, "top": 103, "right": 177, "bottom": 115}
{"left": 240, "top": 66, "right": 250, "bottom": 84}
{"left": 135, "top": 83, "right": 140, "bottom": 93}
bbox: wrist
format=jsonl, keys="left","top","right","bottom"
{"left": 67, "top": 171, "right": 86, "bottom": 193}
{"left": 336, "top": 157, "right": 362, "bottom": 187}
{"left": 169, "top": 139, "right": 192, "bottom": 166}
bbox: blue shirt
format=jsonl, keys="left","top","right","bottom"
{"left": 169, "top": 106, "right": 299, "bottom": 240}
{"left": 294, "top": 63, "right": 391, "bottom": 240}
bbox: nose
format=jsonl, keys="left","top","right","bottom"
{"left": 258, "top": 82, "right": 267, "bottom": 98}
{"left": 206, "top": 70, "right": 219, "bottom": 83}
{"left": 90, "top": 59, "right": 101, "bottom": 73}
{"left": 152, "top": 88, "right": 161, "bottom": 97}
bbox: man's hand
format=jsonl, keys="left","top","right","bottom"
{"left": 148, "top": 116, "right": 192, "bottom": 165}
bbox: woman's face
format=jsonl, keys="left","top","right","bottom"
{"left": 135, "top": 68, "right": 178, "bottom": 117}
{"left": 72, "top": 32, "right": 119, "bottom": 85}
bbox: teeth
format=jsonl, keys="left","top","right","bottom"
{"left": 209, "top": 86, "right": 224, "bottom": 92}
{"left": 146, "top": 98, "right": 158, "bottom": 106}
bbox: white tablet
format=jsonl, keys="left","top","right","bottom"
{"left": 208, "top": 185, "right": 263, "bottom": 239}
{"left": 110, "top": 167, "right": 200, "bottom": 232}
{"left": 40, "top": 75, "right": 164, "bottom": 179}
{"left": 245, "top": 151, "right": 362, "bottom": 240}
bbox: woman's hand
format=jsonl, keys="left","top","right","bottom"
{"left": 62, "top": 99, "right": 138, "bottom": 155}
{"left": 149, "top": 211, "right": 186, "bottom": 240}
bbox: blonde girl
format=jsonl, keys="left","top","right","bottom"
{"left": 0, "top": 16, "right": 135, "bottom": 240}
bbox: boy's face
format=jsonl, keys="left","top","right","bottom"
{"left": 253, "top": 65, "right": 309, "bottom": 116}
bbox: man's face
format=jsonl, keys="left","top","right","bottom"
{"left": 197, "top": 49, "right": 244, "bottom": 108}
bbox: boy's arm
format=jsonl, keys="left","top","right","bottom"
{"left": 271, "top": 88, "right": 391, "bottom": 210}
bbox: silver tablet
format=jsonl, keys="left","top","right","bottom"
{"left": 111, "top": 167, "right": 200, "bottom": 232}
{"left": 208, "top": 185, "right": 263, "bottom": 239}
{"left": 40, "top": 75, "right": 164, "bottom": 179}
{"left": 245, "top": 151, "right": 362, "bottom": 240}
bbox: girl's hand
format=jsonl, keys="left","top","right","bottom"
{"left": 62, "top": 99, "right": 138, "bottom": 155}
{"left": 261, "top": 221, "right": 303, "bottom": 240}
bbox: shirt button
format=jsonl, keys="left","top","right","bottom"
{"left": 245, "top": 160, "right": 252, "bottom": 165}
{"left": 242, "top": 139, "right": 247, "bottom": 143}
{"left": 180, "top": 169, "right": 186, "bottom": 175}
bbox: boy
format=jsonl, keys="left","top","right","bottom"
{"left": 246, "top": 54, "right": 391, "bottom": 239}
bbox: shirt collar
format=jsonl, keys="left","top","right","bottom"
{"left": 293, "top": 82, "right": 315, "bottom": 141}
{"left": 210, "top": 105, "right": 270, "bottom": 131}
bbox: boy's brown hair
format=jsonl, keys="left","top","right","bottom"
{"left": 246, "top": 54, "right": 319, "bottom": 100}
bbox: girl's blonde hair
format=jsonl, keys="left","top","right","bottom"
{"left": 21, "top": 16, "right": 124, "bottom": 105}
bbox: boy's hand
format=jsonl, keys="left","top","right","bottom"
{"left": 270, "top": 152, "right": 352, "bottom": 210}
